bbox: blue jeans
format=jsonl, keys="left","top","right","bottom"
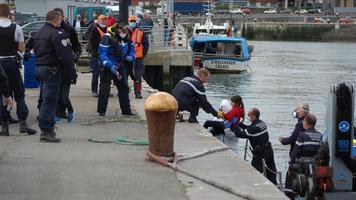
{"left": 0, "top": 58, "right": 29, "bottom": 120}
{"left": 36, "top": 66, "right": 61, "bottom": 131}
{"left": 90, "top": 57, "right": 100, "bottom": 93}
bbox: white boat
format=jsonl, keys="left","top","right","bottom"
{"left": 190, "top": 2, "right": 252, "bottom": 73}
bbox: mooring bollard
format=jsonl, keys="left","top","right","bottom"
{"left": 144, "top": 92, "right": 178, "bottom": 160}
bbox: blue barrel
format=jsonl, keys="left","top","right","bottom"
{"left": 24, "top": 53, "right": 38, "bottom": 88}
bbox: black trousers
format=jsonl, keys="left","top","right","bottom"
{"left": 203, "top": 120, "right": 225, "bottom": 136}
{"left": 178, "top": 99, "right": 200, "bottom": 117}
{"left": 0, "top": 58, "right": 29, "bottom": 121}
{"left": 56, "top": 82, "right": 73, "bottom": 117}
{"left": 251, "top": 145, "right": 278, "bottom": 185}
{"left": 97, "top": 66, "right": 131, "bottom": 115}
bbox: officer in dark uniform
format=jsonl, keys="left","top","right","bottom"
{"left": 291, "top": 114, "right": 322, "bottom": 162}
{"left": 0, "top": 63, "right": 13, "bottom": 136}
{"left": 33, "top": 10, "right": 77, "bottom": 143}
{"left": 279, "top": 103, "right": 309, "bottom": 199}
{"left": 53, "top": 8, "right": 80, "bottom": 123}
{"left": 234, "top": 108, "right": 278, "bottom": 184}
{"left": 171, "top": 68, "right": 218, "bottom": 123}
{"left": 0, "top": 3, "right": 36, "bottom": 136}
{"left": 97, "top": 23, "right": 136, "bottom": 116}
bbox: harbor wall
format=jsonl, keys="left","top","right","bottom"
{"left": 240, "top": 23, "right": 356, "bottom": 42}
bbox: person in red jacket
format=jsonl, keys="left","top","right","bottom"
{"left": 203, "top": 95, "right": 245, "bottom": 139}
{"left": 106, "top": 12, "right": 116, "bottom": 28}
{"left": 223, "top": 95, "right": 245, "bottom": 128}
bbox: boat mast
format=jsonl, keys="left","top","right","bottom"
{"left": 203, "top": 1, "right": 215, "bottom": 35}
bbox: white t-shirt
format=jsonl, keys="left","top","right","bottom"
{"left": 0, "top": 18, "right": 24, "bottom": 43}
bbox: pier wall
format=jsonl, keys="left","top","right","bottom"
{"left": 241, "top": 23, "right": 356, "bottom": 41}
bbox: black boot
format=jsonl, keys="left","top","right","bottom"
{"left": 40, "top": 128, "right": 61, "bottom": 143}
{"left": 0, "top": 121, "right": 10, "bottom": 136}
{"left": 188, "top": 116, "right": 198, "bottom": 123}
{"left": 9, "top": 115, "right": 19, "bottom": 124}
{"left": 19, "top": 120, "right": 37, "bottom": 135}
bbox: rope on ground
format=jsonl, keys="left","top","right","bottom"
{"left": 147, "top": 151, "right": 261, "bottom": 200}
{"left": 175, "top": 146, "right": 230, "bottom": 163}
{"left": 82, "top": 116, "right": 146, "bottom": 126}
{"left": 88, "top": 136, "right": 148, "bottom": 146}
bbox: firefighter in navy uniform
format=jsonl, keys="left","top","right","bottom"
{"left": 171, "top": 68, "right": 218, "bottom": 123}
{"left": 0, "top": 63, "right": 13, "bottom": 136}
{"left": 234, "top": 108, "right": 278, "bottom": 185}
{"left": 279, "top": 103, "right": 309, "bottom": 199}
{"left": 33, "top": 10, "right": 77, "bottom": 143}
{"left": 286, "top": 114, "right": 322, "bottom": 199}
{"left": 0, "top": 3, "right": 37, "bottom": 136}
{"left": 97, "top": 23, "right": 136, "bottom": 116}
{"left": 291, "top": 113, "right": 322, "bottom": 162}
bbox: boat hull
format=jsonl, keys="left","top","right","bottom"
{"left": 202, "top": 59, "right": 249, "bottom": 74}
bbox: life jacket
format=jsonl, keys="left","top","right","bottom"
{"left": 96, "top": 26, "right": 106, "bottom": 38}
{"left": 131, "top": 28, "right": 144, "bottom": 58}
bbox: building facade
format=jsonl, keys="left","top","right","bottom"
{"left": 15, "top": 0, "right": 108, "bottom": 24}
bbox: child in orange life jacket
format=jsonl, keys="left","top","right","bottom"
{"left": 203, "top": 95, "right": 245, "bottom": 145}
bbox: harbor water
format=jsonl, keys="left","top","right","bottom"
{"left": 199, "top": 41, "right": 356, "bottom": 174}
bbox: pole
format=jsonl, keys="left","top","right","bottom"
{"left": 119, "top": 0, "right": 130, "bottom": 22}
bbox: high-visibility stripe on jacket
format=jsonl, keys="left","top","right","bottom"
{"left": 131, "top": 28, "right": 144, "bottom": 58}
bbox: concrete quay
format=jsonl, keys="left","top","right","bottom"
{"left": 0, "top": 74, "right": 287, "bottom": 200}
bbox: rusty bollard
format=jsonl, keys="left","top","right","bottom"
{"left": 144, "top": 92, "right": 178, "bottom": 160}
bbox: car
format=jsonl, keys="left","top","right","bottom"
{"left": 279, "top": 9, "right": 293, "bottom": 14}
{"left": 241, "top": 8, "right": 251, "bottom": 15}
{"left": 295, "top": 9, "right": 308, "bottom": 14}
{"left": 21, "top": 21, "right": 45, "bottom": 40}
{"left": 229, "top": 8, "right": 243, "bottom": 14}
{"left": 264, "top": 9, "right": 277, "bottom": 14}
{"left": 308, "top": 9, "right": 322, "bottom": 14}
{"left": 337, "top": 16, "right": 356, "bottom": 24}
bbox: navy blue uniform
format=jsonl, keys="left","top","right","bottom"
{"left": 291, "top": 128, "right": 322, "bottom": 162}
{"left": 281, "top": 117, "right": 305, "bottom": 158}
{"left": 97, "top": 32, "right": 135, "bottom": 115}
{"left": 171, "top": 76, "right": 218, "bottom": 118}
{"left": 0, "top": 64, "right": 10, "bottom": 122}
{"left": 33, "top": 23, "right": 76, "bottom": 132}
{"left": 55, "top": 21, "right": 80, "bottom": 119}
{"left": 234, "top": 120, "right": 278, "bottom": 184}
{"left": 281, "top": 117, "right": 305, "bottom": 198}
{"left": 0, "top": 22, "right": 29, "bottom": 123}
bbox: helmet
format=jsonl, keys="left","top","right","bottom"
{"left": 220, "top": 99, "right": 232, "bottom": 114}
{"left": 128, "top": 15, "right": 137, "bottom": 22}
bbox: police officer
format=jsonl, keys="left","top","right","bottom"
{"left": 0, "top": 3, "right": 36, "bottom": 136}
{"left": 279, "top": 103, "right": 309, "bottom": 198}
{"left": 97, "top": 23, "right": 136, "bottom": 116}
{"left": 33, "top": 10, "right": 77, "bottom": 143}
{"left": 234, "top": 108, "right": 278, "bottom": 184}
{"left": 0, "top": 63, "right": 13, "bottom": 136}
{"left": 53, "top": 8, "right": 81, "bottom": 123}
{"left": 127, "top": 15, "right": 149, "bottom": 99}
{"left": 171, "top": 68, "right": 218, "bottom": 123}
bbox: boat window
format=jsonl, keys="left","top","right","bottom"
{"left": 212, "top": 42, "right": 243, "bottom": 57}
{"left": 193, "top": 42, "right": 206, "bottom": 52}
{"left": 206, "top": 42, "right": 217, "bottom": 54}
{"left": 196, "top": 29, "right": 207, "bottom": 34}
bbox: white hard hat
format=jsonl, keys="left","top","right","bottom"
{"left": 220, "top": 99, "right": 232, "bottom": 113}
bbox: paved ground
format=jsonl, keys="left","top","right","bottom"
{"left": 0, "top": 73, "right": 288, "bottom": 200}
{"left": 0, "top": 74, "right": 188, "bottom": 200}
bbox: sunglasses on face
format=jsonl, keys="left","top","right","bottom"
{"left": 130, "top": 20, "right": 136, "bottom": 23}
